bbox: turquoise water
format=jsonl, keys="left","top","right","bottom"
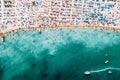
{"left": 0, "top": 28, "right": 120, "bottom": 80}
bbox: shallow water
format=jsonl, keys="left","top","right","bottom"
{"left": 0, "top": 28, "right": 120, "bottom": 80}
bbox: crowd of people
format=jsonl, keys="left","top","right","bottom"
{"left": 0, "top": 0, "right": 120, "bottom": 31}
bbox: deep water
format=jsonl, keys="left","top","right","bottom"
{"left": 0, "top": 28, "right": 120, "bottom": 80}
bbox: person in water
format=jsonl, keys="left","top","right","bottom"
{"left": 0, "top": 33, "right": 5, "bottom": 43}
{"left": 0, "top": 28, "right": 3, "bottom": 39}
{"left": 0, "top": 28, "right": 5, "bottom": 42}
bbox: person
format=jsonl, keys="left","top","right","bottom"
{"left": 2, "top": 35, "right": 5, "bottom": 42}
{"left": 0, "top": 28, "right": 3, "bottom": 38}
{"left": 0, "top": 33, "right": 5, "bottom": 42}
{"left": 0, "top": 33, "right": 3, "bottom": 39}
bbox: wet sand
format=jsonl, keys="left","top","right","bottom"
{"left": 0, "top": 25, "right": 120, "bottom": 38}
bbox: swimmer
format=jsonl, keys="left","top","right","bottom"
{"left": 0, "top": 35, "right": 5, "bottom": 42}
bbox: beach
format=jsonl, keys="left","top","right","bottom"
{"left": 0, "top": 0, "right": 120, "bottom": 80}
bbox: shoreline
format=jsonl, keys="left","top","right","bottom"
{"left": 0, "top": 25, "right": 120, "bottom": 38}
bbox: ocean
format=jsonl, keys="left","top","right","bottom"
{"left": 0, "top": 28, "right": 120, "bottom": 80}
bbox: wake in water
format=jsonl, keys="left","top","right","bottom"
{"left": 90, "top": 67, "right": 120, "bottom": 73}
